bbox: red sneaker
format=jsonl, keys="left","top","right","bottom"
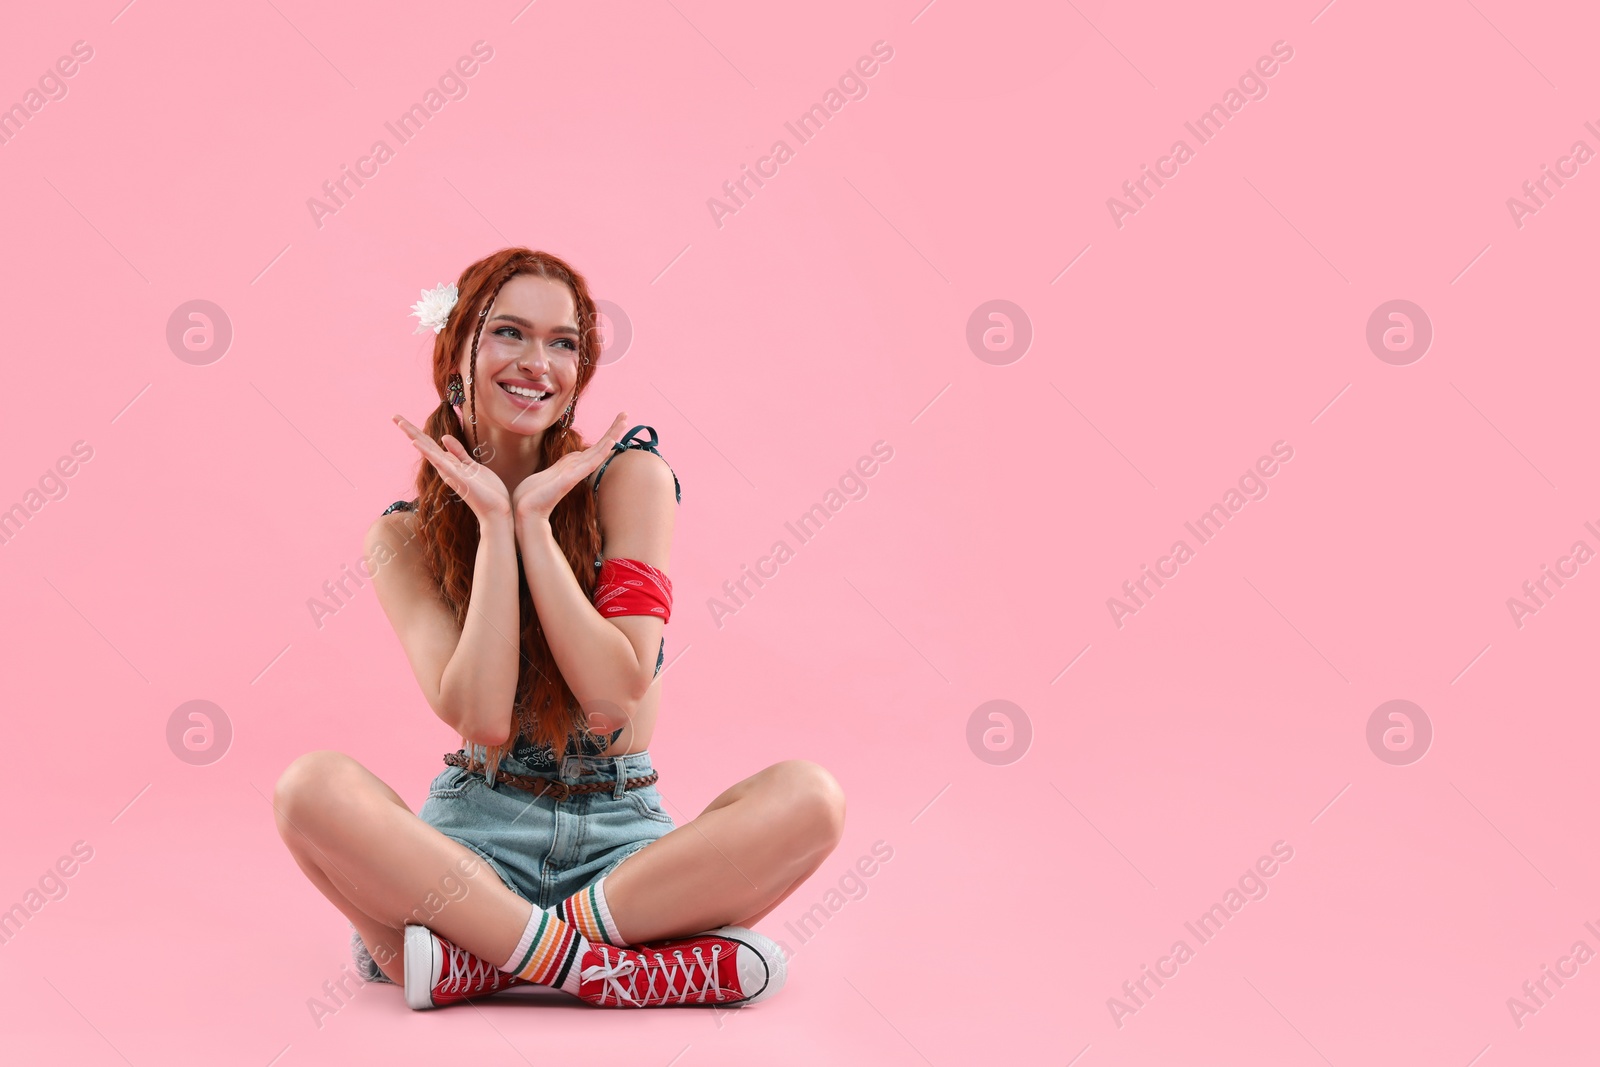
{"left": 404, "top": 924, "right": 530, "bottom": 1010}
{"left": 575, "top": 925, "right": 787, "bottom": 1008}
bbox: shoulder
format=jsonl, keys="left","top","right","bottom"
{"left": 364, "top": 508, "right": 423, "bottom": 571}
{"left": 587, "top": 426, "right": 681, "bottom": 506}
{"left": 594, "top": 447, "right": 677, "bottom": 527}
{"left": 593, "top": 445, "right": 676, "bottom": 496}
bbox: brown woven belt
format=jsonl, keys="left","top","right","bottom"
{"left": 443, "top": 750, "right": 659, "bottom": 799}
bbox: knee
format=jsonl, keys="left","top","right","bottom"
{"left": 273, "top": 750, "right": 361, "bottom": 837}
{"left": 770, "top": 760, "right": 846, "bottom": 848}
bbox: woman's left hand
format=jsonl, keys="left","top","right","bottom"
{"left": 510, "top": 411, "right": 630, "bottom": 524}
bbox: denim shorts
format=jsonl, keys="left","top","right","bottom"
{"left": 350, "top": 746, "right": 675, "bottom": 983}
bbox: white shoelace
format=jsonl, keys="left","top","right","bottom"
{"left": 581, "top": 944, "right": 726, "bottom": 1006}
{"left": 441, "top": 939, "right": 505, "bottom": 994}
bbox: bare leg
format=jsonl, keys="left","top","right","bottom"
{"left": 603, "top": 760, "right": 846, "bottom": 944}
{"left": 273, "top": 750, "right": 538, "bottom": 982}
{"left": 728, "top": 848, "right": 836, "bottom": 929}
{"left": 280, "top": 834, "right": 411, "bottom": 984}
{"left": 273, "top": 756, "right": 421, "bottom": 982}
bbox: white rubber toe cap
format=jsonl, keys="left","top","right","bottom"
{"left": 712, "top": 925, "right": 787, "bottom": 1005}
{"left": 403, "top": 924, "right": 441, "bottom": 1010}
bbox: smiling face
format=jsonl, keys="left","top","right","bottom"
{"left": 459, "top": 272, "right": 585, "bottom": 436}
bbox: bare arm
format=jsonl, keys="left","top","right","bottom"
{"left": 366, "top": 511, "right": 524, "bottom": 747}
{"left": 514, "top": 446, "right": 675, "bottom": 731}
{"left": 372, "top": 413, "right": 528, "bottom": 747}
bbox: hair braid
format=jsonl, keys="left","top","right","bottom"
{"left": 411, "top": 248, "right": 609, "bottom": 781}
{"left": 463, "top": 268, "right": 515, "bottom": 460}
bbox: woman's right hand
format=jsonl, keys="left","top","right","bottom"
{"left": 393, "top": 414, "right": 513, "bottom": 522}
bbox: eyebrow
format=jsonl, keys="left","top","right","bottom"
{"left": 490, "top": 313, "right": 579, "bottom": 336}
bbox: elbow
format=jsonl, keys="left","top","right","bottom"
{"left": 464, "top": 708, "right": 514, "bottom": 747}
{"left": 465, "top": 723, "right": 513, "bottom": 748}
{"left": 574, "top": 643, "right": 659, "bottom": 734}
{"left": 440, "top": 698, "right": 512, "bottom": 749}
{"left": 613, "top": 667, "right": 659, "bottom": 729}
{"left": 582, "top": 685, "right": 649, "bottom": 735}
{"left": 588, "top": 701, "right": 638, "bottom": 735}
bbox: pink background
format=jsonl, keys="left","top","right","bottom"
{"left": 2, "top": 0, "right": 1597, "bottom": 1063}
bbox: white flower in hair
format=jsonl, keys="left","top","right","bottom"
{"left": 409, "top": 282, "right": 459, "bottom": 335}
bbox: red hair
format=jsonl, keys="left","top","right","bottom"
{"left": 411, "top": 247, "right": 607, "bottom": 775}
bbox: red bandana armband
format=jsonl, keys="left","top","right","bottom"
{"left": 594, "top": 557, "right": 673, "bottom": 623}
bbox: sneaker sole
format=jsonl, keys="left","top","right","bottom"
{"left": 709, "top": 925, "right": 787, "bottom": 1005}
{"left": 403, "top": 923, "right": 438, "bottom": 1011}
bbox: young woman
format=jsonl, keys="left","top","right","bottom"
{"left": 273, "top": 248, "right": 846, "bottom": 1009}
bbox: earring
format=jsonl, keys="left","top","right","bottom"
{"left": 445, "top": 373, "right": 464, "bottom": 406}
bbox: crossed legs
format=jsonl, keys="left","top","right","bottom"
{"left": 598, "top": 758, "right": 847, "bottom": 943}
{"left": 273, "top": 752, "right": 846, "bottom": 982}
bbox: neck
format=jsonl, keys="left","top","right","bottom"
{"left": 469, "top": 421, "right": 552, "bottom": 491}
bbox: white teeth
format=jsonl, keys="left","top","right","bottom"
{"left": 501, "top": 383, "right": 551, "bottom": 400}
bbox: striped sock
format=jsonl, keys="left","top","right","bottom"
{"left": 500, "top": 904, "right": 592, "bottom": 994}
{"left": 554, "top": 876, "right": 630, "bottom": 947}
